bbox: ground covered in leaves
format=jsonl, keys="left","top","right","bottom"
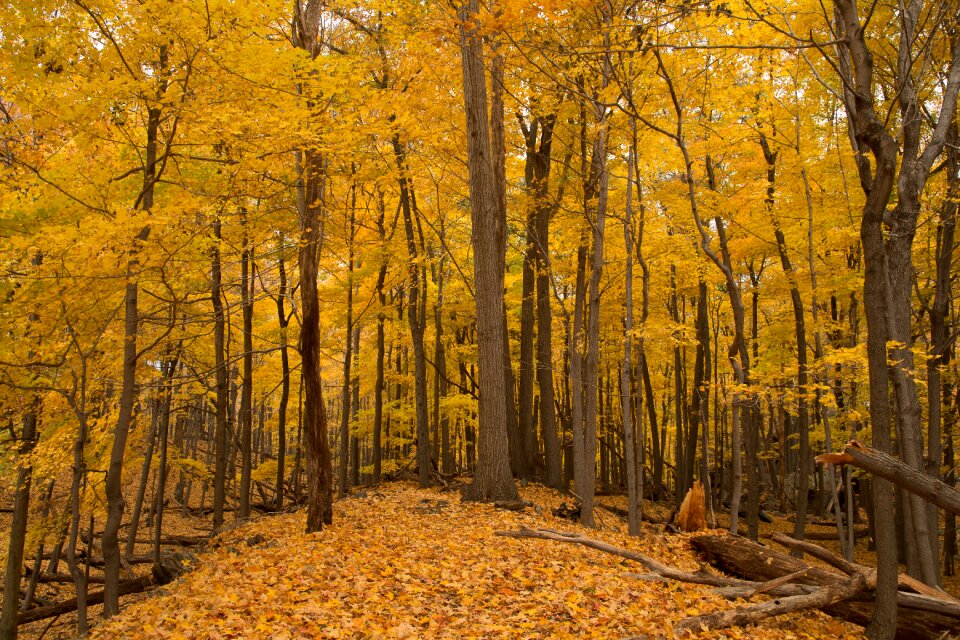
{"left": 78, "top": 482, "right": 864, "bottom": 640}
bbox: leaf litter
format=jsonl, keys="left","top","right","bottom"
{"left": 89, "top": 482, "right": 865, "bottom": 639}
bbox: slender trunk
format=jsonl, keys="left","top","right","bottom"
{"left": 125, "top": 402, "right": 159, "bottom": 557}
{"left": 339, "top": 202, "right": 355, "bottom": 496}
{"left": 0, "top": 409, "right": 38, "bottom": 639}
{"left": 927, "top": 124, "right": 958, "bottom": 580}
{"left": 275, "top": 243, "right": 290, "bottom": 510}
{"left": 759, "top": 136, "right": 811, "bottom": 548}
{"left": 433, "top": 254, "right": 451, "bottom": 474}
{"left": 373, "top": 195, "right": 389, "bottom": 483}
{"left": 393, "top": 138, "right": 430, "bottom": 488}
{"left": 153, "top": 357, "right": 177, "bottom": 562}
{"left": 211, "top": 219, "right": 228, "bottom": 528}
{"left": 621, "top": 129, "right": 639, "bottom": 535}
{"left": 350, "top": 325, "right": 360, "bottom": 487}
{"left": 238, "top": 219, "right": 254, "bottom": 520}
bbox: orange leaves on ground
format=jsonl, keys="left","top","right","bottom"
{"left": 89, "top": 483, "right": 864, "bottom": 639}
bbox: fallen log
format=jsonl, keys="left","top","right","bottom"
{"left": 17, "top": 576, "right": 153, "bottom": 625}
{"left": 817, "top": 440, "right": 960, "bottom": 516}
{"left": 676, "top": 572, "right": 867, "bottom": 635}
{"left": 691, "top": 533, "right": 960, "bottom": 639}
{"left": 769, "top": 532, "right": 957, "bottom": 602}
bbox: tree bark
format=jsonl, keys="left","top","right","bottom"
{"left": 293, "top": 0, "right": 334, "bottom": 533}
{"left": 458, "top": 0, "right": 518, "bottom": 502}
{"left": 211, "top": 218, "right": 229, "bottom": 529}
{"left": 0, "top": 409, "right": 38, "bottom": 640}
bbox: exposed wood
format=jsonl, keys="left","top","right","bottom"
{"left": 675, "top": 481, "right": 706, "bottom": 532}
{"left": 746, "top": 568, "right": 811, "bottom": 597}
{"left": 817, "top": 440, "right": 960, "bottom": 515}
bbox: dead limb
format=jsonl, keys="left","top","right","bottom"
{"left": 817, "top": 440, "right": 960, "bottom": 515}
{"left": 497, "top": 527, "right": 750, "bottom": 589}
{"left": 769, "top": 532, "right": 957, "bottom": 602}
{"left": 675, "top": 572, "right": 867, "bottom": 635}
{"left": 692, "top": 533, "right": 960, "bottom": 639}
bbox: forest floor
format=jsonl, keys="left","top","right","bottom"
{"left": 10, "top": 481, "right": 878, "bottom": 640}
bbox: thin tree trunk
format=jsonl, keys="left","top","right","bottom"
{"left": 0, "top": 409, "right": 38, "bottom": 640}
{"left": 339, "top": 200, "right": 356, "bottom": 497}
{"left": 102, "top": 90, "right": 162, "bottom": 615}
{"left": 211, "top": 218, "right": 229, "bottom": 529}
{"left": 275, "top": 240, "right": 290, "bottom": 510}
{"left": 621, "top": 124, "right": 639, "bottom": 535}
{"left": 238, "top": 217, "right": 254, "bottom": 520}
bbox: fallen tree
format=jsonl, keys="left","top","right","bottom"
{"left": 17, "top": 577, "right": 153, "bottom": 625}
{"left": 817, "top": 440, "right": 960, "bottom": 516}
{"left": 17, "top": 552, "right": 194, "bottom": 626}
{"left": 691, "top": 533, "right": 960, "bottom": 639}
{"left": 498, "top": 527, "right": 960, "bottom": 638}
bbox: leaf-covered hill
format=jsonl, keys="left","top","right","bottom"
{"left": 88, "top": 483, "right": 864, "bottom": 639}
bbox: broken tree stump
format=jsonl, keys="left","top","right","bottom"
{"left": 675, "top": 482, "right": 706, "bottom": 532}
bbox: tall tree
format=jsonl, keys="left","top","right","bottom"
{"left": 293, "top": 0, "right": 334, "bottom": 532}
{"left": 458, "top": 0, "right": 518, "bottom": 503}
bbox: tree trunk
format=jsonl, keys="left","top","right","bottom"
{"left": 458, "top": 0, "right": 518, "bottom": 503}
{"left": 275, "top": 240, "right": 291, "bottom": 510}
{"left": 339, "top": 200, "right": 356, "bottom": 497}
{"left": 211, "top": 218, "right": 229, "bottom": 529}
{"left": 621, "top": 125, "right": 639, "bottom": 536}
{"left": 0, "top": 409, "right": 38, "bottom": 640}
{"left": 102, "top": 93, "right": 161, "bottom": 615}
{"left": 393, "top": 138, "right": 430, "bottom": 488}
{"left": 238, "top": 218, "right": 254, "bottom": 520}
{"left": 293, "top": 0, "right": 334, "bottom": 533}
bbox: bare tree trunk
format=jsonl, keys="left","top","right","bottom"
{"left": 0, "top": 409, "right": 38, "bottom": 640}
{"left": 211, "top": 218, "right": 229, "bottom": 528}
{"left": 392, "top": 138, "right": 430, "bottom": 488}
{"left": 339, "top": 200, "right": 356, "bottom": 497}
{"left": 621, "top": 123, "right": 639, "bottom": 536}
{"left": 759, "top": 136, "right": 811, "bottom": 548}
{"left": 275, "top": 239, "right": 291, "bottom": 510}
{"left": 458, "top": 0, "right": 518, "bottom": 502}
{"left": 293, "top": 0, "right": 334, "bottom": 533}
{"left": 102, "top": 90, "right": 163, "bottom": 615}
{"left": 238, "top": 217, "right": 254, "bottom": 520}
{"left": 125, "top": 403, "right": 159, "bottom": 557}
{"left": 927, "top": 123, "right": 958, "bottom": 578}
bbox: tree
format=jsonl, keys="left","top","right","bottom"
{"left": 458, "top": 0, "right": 518, "bottom": 503}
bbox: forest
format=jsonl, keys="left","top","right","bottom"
{"left": 1, "top": 0, "right": 960, "bottom": 638}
